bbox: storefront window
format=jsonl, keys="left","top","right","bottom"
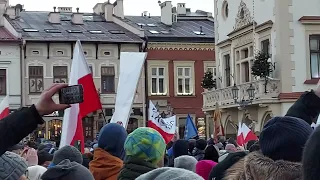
{"left": 83, "top": 116, "right": 94, "bottom": 142}
{"left": 48, "top": 119, "right": 62, "bottom": 142}
{"left": 197, "top": 118, "right": 206, "bottom": 139}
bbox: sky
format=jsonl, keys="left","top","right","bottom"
{"left": 9, "top": 0, "right": 214, "bottom": 15}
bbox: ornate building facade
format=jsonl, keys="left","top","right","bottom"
{"left": 203, "top": 0, "right": 320, "bottom": 138}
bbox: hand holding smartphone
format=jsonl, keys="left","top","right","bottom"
{"left": 59, "top": 85, "right": 84, "bottom": 104}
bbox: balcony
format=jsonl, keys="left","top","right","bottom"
{"left": 203, "top": 79, "right": 281, "bottom": 110}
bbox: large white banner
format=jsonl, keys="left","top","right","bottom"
{"left": 110, "top": 52, "right": 147, "bottom": 128}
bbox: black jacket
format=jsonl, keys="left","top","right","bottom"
{"left": 118, "top": 157, "right": 156, "bottom": 180}
{"left": 286, "top": 91, "right": 320, "bottom": 125}
{"left": 0, "top": 105, "right": 44, "bottom": 156}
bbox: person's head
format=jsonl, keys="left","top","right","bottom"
{"left": 173, "top": 140, "right": 189, "bottom": 158}
{"left": 52, "top": 145, "right": 83, "bottom": 166}
{"left": 196, "top": 160, "right": 217, "bottom": 180}
{"left": 0, "top": 151, "right": 28, "bottom": 180}
{"left": 7, "top": 143, "right": 24, "bottom": 155}
{"left": 204, "top": 145, "right": 219, "bottom": 162}
{"left": 37, "top": 150, "right": 53, "bottom": 168}
{"left": 124, "top": 127, "right": 166, "bottom": 166}
{"left": 195, "top": 139, "right": 207, "bottom": 151}
{"left": 225, "top": 144, "right": 237, "bottom": 153}
{"left": 188, "top": 139, "right": 196, "bottom": 154}
{"left": 98, "top": 123, "right": 128, "bottom": 159}
{"left": 26, "top": 165, "right": 47, "bottom": 180}
{"left": 260, "top": 116, "right": 313, "bottom": 162}
{"left": 174, "top": 155, "right": 198, "bottom": 172}
{"left": 41, "top": 159, "right": 94, "bottom": 180}
{"left": 136, "top": 167, "right": 204, "bottom": 180}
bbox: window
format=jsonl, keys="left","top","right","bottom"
{"left": 89, "top": 30, "right": 103, "bottom": 34}
{"left": 207, "top": 67, "right": 217, "bottom": 79}
{"left": 149, "top": 30, "right": 159, "bottom": 34}
{"left": 261, "top": 39, "right": 270, "bottom": 55}
{"left": 243, "top": 62, "right": 250, "bottom": 82}
{"left": 0, "top": 70, "right": 6, "bottom": 95}
{"left": 29, "top": 66, "right": 44, "bottom": 93}
{"left": 82, "top": 117, "right": 94, "bottom": 142}
{"left": 241, "top": 48, "right": 249, "bottom": 59}
{"left": 161, "top": 31, "right": 170, "bottom": 34}
{"left": 224, "top": 54, "right": 231, "bottom": 87}
{"left": 151, "top": 67, "right": 165, "bottom": 95}
{"left": 193, "top": 31, "right": 205, "bottom": 35}
{"left": 310, "top": 36, "right": 320, "bottom": 78}
{"left": 137, "top": 23, "right": 146, "bottom": 26}
{"left": 177, "top": 67, "right": 192, "bottom": 95}
{"left": 147, "top": 24, "right": 156, "bottom": 27}
{"left": 103, "top": 51, "right": 111, "bottom": 56}
{"left": 222, "top": 1, "right": 229, "bottom": 19}
{"left": 53, "top": 66, "right": 68, "bottom": 83}
{"left": 56, "top": 50, "right": 64, "bottom": 56}
{"left": 45, "top": 29, "right": 61, "bottom": 33}
{"left": 109, "top": 30, "right": 125, "bottom": 34}
{"left": 101, "top": 66, "right": 115, "bottom": 93}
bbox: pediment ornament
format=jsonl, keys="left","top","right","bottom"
{"left": 234, "top": 0, "right": 253, "bottom": 30}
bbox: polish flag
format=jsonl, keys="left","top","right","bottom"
{"left": 60, "top": 41, "right": 102, "bottom": 153}
{"left": 0, "top": 96, "right": 9, "bottom": 120}
{"left": 237, "top": 122, "right": 244, "bottom": 146}
{"left": 242, "top": 123, "right": 258, "bottom": 143}
{"left": 148, "top": 101, "right": 176, "bottom": 144}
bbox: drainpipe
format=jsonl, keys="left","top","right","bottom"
{"left": 19, "top": 39, "right": 23, "bottom": 108}
{"left": 142, "top": 37, "right": 149, "bottom": 127}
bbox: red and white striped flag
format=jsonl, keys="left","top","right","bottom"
{"left": 60, "top": 41, "right": 102, "bottom": 153}
{"left": 241, "top": 123, "right": 258, "bottom": 143}
{"left": 148, "top": 101, "right": 176, "bottom": 144}
{"left": 237, "top": 122, "right": 244, "bottom": 146}
{"left": 0, "top": 96, "right": 9, "bottom": 120}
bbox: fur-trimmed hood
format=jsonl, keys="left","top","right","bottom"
{"left": 223, "top": 151, "right": 302, "bottom": 180}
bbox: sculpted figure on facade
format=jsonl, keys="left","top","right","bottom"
{"left": 234, "top": 0, "right": 253, "bottom": 30}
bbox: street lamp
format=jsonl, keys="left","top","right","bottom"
{"left": 231, "top": 84, "right": 256, "bottom": 108}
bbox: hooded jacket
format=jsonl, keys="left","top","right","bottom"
{"left": 223, "top": 152, "right": 302, "bottom": 180}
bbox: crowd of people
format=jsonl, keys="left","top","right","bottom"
{"left": 1, "top": 83, "right": 320, "bottom": 180}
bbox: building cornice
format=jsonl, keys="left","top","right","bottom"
{"left": 147, "top": 42, "right": 214, "bottom": 51}
{"left": 216, "top": 38, "right": 232, "bottom": 48}
{"left": 255, "top": 20, "right": 273, "bottom": 34}
{"left": 227, "top": 22, "right": 256, "bottom": 40}
{"left": 299, "top": 16, "right": 320, "bottom": 25}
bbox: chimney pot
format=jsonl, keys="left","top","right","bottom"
{"left": 53, "top": 6, "right": 56, "bottom": 12}
{"left": 76, "top": 7, "right": 79, "bottom": 13}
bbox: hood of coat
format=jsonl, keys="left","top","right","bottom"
{"left": 118, "top": 157, "right": 156, "bottom": 180}
{"left": 89, "top": 148, "right": 123, "bottom": 180}
{"left": 223, "top": 152, "right": 302, "bottom": 180}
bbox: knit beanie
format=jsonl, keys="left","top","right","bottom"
{"left": 172, "top": 140, "right": 189, "bottom": 158}
{"left": 204, "top": 145, "right": 219, "bottom": 162}
{"left": 196, "top": 160, "right": 217, "bottom": 180}
{"left": 174, "top": 155, "right": 198, "bottom": 172}
{"left": 27, "top": 165, "right": 47, "bottom": 180}
{"left": 259, "top": 116, "right": 313, "bottom": 162}
{"left": 37, "top": 150, "right": 53, "bottom": 166}
{"left": 124, "top": 127, "right": 166, "bottom": 165}
{"left": 0, "top": 151, "right": 28, "bottom": 180}
{"left": 52, "top": 145, "right": 83, "bottom": 165}
{"left": 188, "top": 139, "right": 196, "bottom": 154}
{"left": 136, "top": 167, "right": 204, "bottom": 180}
{"left": 195, "top": 139, "right": 207, "bottom": 150}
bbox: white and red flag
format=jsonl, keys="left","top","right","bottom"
{"left": 148, "top": 101, "right": 176, "bottom": 144}
{"left": 0, "top": 96, "right": 9, "bottom": 120}
{"left": 241, "top": 123, "right": 258, "bottom": 143}
{"left": 60, "top": 41, "right": 102, "bottom": 153}
{"left": 237, "top": 121, "right": 244, "bottom": 146}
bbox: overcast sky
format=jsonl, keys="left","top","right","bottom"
{"left": 9, "top": 0, "right": 214, "bottom": 15}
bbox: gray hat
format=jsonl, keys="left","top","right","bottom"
{"left": 136, "top": 167, "right": 204, "bottom": 180}
{"left": 41, "top": 159, "right": 94, "bottom": 180}
{"left": 52, "top": 145, "right": 83, "bottom": 165}
{"left": 0, "top": 151, "right": 28, "bottom": 180}
{"left": 174, "top": 155, "right": 198, "bottom": 172}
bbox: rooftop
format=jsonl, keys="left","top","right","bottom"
{"left": 0, "top": 27, "right": 19, "bottom": 42}
{"left": 7, "top": 11, "right": 143, "bottom": 43}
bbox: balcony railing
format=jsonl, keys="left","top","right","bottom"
{"left": 203, "top": 79, "right": 281, "bottom": 110}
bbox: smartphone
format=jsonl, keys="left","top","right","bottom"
{"left": 59, "top": 85, "right": 84, "bottom": 104}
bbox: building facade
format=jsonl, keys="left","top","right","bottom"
{"left": 203, "top": 0, "right": 320, "bottom": 138}
{"left": 5, "top": 2, "right": 144, "bottom": 142}
{"left": 118, "top": 1, "right": 215, "bottom": 139}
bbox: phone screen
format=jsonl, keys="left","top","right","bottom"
{"left": 59, "top": 85, "right": 84, "bottom": 104}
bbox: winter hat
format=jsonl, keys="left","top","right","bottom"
{"left": 37, "top": 150, "right": 53, "bottom": 166}
{"left": 173, "top": 140, "right": 189, "bottom": 158}
{"left": 204, "top": 145, "right": 219, "bottom": 162}
{"left": 174, "top": 155, "right": 198, "bottom": 172}
{"left": 136, "top": 167, "right": 204, "bottom": 180}
{"left": 225, "top": 144, "right": 237, "bottom": 153}
{"left": 26, "top": 165, "right": 47, "bottom": 180}
{"left": 41, "top": 159, "right": 94, "bottom": 180}
{"left": 98, "top": 123, "right": 128, "bottom": 159}
{"left": 0, "top": 151, "right": 28, "bottom": 180}
{"left": 26, "top": 148, "right": 38, "bottom": 167}
{"left": 7, "top": 143, "right": 24, "bottom": 152}
{"left": 52, "top": 145, "right": 83, "bottom": 165}
{"left": 124, "top": 127, "right": 166, "bottom": 165}
{"left": 195, "top": 139, "right": 207, "bottom": 150}
{"left": 260, "top": 116, "right": 313, "bottom": 162}
{"left": 188, "top": 139, "right": 196, "bottom": 154}
{"left": 196, "top": 160, "right": 217, "bottom": 180}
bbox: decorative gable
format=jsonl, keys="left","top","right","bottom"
{"left": 234, "top": 0, "right": 253, "bottom": 30}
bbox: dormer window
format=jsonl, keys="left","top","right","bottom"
{"left": 137, "top": 23, "right": 146, "bottom": 26}
{"left": 89, "top": 30, "right": 103, "bottom": 34}
{"left": 66, "top": 30, "right": 82, "bottom": 33}
{"left": 23, "top": 28, "right": 39, "bottom": 32}
{"left": 147, "top": 24, "right": 156, "bottom": 27}
{"left": 193, "top": 31, "right": 205, "bottom": 35}
{"left": 149, "top": 30, "right": 159, "bottom": 34}
{"left": 109, "top": 30, "right": 125, "bottom": 34}
{"left": 45, "top": 29, "right": 61, "bottom": 33}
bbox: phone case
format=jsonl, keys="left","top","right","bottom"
{"left": 59, "top": 85, "right": 84, "bottom": 104}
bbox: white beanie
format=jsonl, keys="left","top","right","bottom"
{"left": 27, "top": 165, "right": 47, "bottom": 180}
{"left": 136, "top": 167, "right": 204, "bottom": 180}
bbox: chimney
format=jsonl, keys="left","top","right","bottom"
{"left": 177, "top": 3, "right": 186, "bottom": 15}
{"left": 93, "top": 3, "right": 104, "bottom": 15}
{"left": 159, "top": 1, "right": 172, "bottom": 26}
{"left": 6, "top": 4, "right": 23, "bottom": 19}
{"left": 104, "top": 1, "right": 113, "bottom": 22}
{"left": 114, "top": 0, "right": 124, "bottom": 19}
{"left": 48, "top": 6, "right": 60, "bottom": 24}
{"left": 71, "top": 8, "right": 83, "bottom": 25}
